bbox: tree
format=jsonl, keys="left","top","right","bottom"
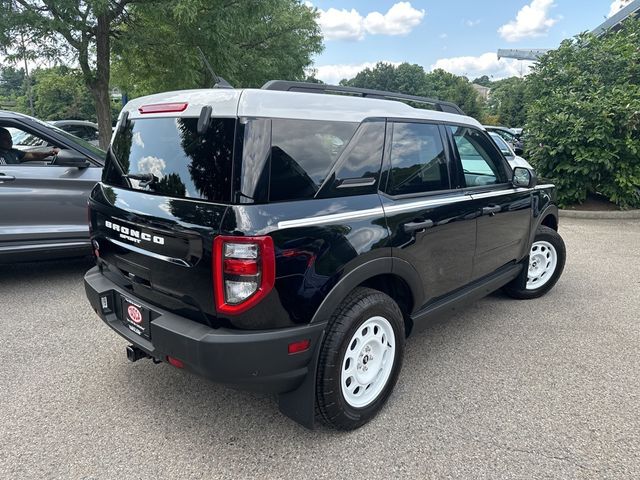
{"left": 472, "top": 75, "right": 492, "bottom": 87}
{"left": 486, "top": 77, "right": 528, "bottom": 127}
{"left": 423, "top": 69, "right": 483, "bottom": 119}
{"left": 0, "top": 1, "right": 143, "bottom": 148}
{"left": 30, "top": 66, "right": 96, "bottom": 120}
{"left": 341, "top": 62, "right": 484, "bottom": 119}
{"left": 111, "top": 0, "right": 322, "bottom": 96}
{"left": 525, "top": 20, "right": 640, "bottom": 208}
{"left": 0, "top": 65, "right": 25, "bottom": 96}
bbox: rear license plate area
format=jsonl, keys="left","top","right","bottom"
{"left": 120, "top": 296, "right": 151, "bottom": 339}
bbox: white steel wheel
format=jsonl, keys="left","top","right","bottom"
{"left": 526, "top": 240, "right": 558, "bottom": 290}
{"left": 341, "top": 315, "right": 396, "bottom": 408}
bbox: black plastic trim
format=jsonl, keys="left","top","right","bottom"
{"left": 262, "top": 80, "right": 465, "bottom": 115}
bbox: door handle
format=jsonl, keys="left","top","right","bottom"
{"left": 482, "top": 205, "right": 501, "bottom": 216}
{"left": 403, "top": 219, "right": 434, "bottom": 233}
{"left": 0, "top": 174, "right": 16, "bottom": 183}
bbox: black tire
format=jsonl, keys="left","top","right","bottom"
{"left": 316, "top": 287, "right": 405, "bottom": 430}
{"left": 503, "top": 225, "right": 566, "bottom": 299}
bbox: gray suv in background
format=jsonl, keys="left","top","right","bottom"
{"left": 0, "top": 111, "right": 105, "bottom": 263}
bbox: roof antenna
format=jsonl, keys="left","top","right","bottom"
{"left": 197, "top": 47, "right": 232, "bottom": 89}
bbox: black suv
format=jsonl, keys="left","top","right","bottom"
{"left": 85, "top": 82, "right": 566, "bottom": 430}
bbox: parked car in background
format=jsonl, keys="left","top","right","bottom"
{"left": 0, "top": 111, "right": 105, "bottom": 263}
{"left": 51, "top": 120, "right": 100, "bottom": 145}
{"left": 485, "top": 125, "right": 524, "bottom": 154}
{"left": 489, "top": 131, "right": 533, "bottom": 170}
{"left": 11, "top": 119, "right": 100, "bottom": 148}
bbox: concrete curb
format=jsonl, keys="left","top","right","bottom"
{"left": 559, "top": 209, "right": 640, "bottom": 219}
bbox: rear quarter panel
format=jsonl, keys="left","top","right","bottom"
{"left": 221, "top": 194, "right": 390, "bottom": 328}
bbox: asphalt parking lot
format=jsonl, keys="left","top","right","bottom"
{"left": 1, "top": 217, "right": 639, "bottom": 479}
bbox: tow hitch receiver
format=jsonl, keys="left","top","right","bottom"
{"left": 126, "top": 345, "right": 149, "bottom": 363}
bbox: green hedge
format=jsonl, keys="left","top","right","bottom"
{"left": 525, "top": 20, "right": 640, "bottom": 209}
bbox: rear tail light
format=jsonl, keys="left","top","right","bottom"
{"left": 213, "top": 236, "right": 275, "bottom": 315}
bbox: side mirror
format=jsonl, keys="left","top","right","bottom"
{"left": 54, "top": 149, "right": 90, "bottom": 168}
{"left": 513, "top": 167, "right": 536, "bottom": 188}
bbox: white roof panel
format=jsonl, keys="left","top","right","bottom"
{"left": 119, "top": 88, "right": 481, "bottom": 128}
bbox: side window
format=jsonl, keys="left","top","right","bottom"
{"left": 269, "top": 119, "right": 358, "bottom": 202}
{"left": 318, "top": 120, "right": 385, "bottom": 198}
{"left": 449, "top": 126, "right": 508, "bottom": 187}
{"left": 386, "top": 122, "right": 449, "bottom": 196}
{"left": 0, "top": 126, "right": 55, "bottom": 167}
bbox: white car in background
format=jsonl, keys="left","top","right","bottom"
{"left": 489, "top": 131, "right": 533, "bottom": 170}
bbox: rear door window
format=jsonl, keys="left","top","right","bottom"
{"left": 269, "top": 119, "right": 357, "bottom": 202}
{"left": 106, "top": 117, "right": 235, "bottom": 202}
{"left": 385, "top": 122, "right": 450, "bottom": 196}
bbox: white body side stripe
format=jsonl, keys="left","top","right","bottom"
{"left": 276, "top": 188, "right": 540, "bottom": 230}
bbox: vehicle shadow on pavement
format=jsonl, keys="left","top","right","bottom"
{"left": 0, "top": 257, "right": 94, "bottom": 284}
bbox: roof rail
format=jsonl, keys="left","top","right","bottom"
{"left": 261, "top": 80, "right": 466, "bottom": 115}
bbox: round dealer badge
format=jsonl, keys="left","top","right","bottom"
{"left": 127, "top": 305, "right": 143, "bottom": 324}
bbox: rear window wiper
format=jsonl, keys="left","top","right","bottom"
{"left": 126, "top": 172, "right": 158, "bottom": 188}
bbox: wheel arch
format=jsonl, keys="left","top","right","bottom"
{"left": 530, "top": 204, "right": 559, "bottom": 245}
{"left": 310, "top": 257, "right": 423, "bottom": 337}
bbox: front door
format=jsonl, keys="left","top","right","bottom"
{"left": 446, "top": 125, "right": 532, "bottom": 280}
{"left": 0, "top": 123, "right": 102, "bottom": 249}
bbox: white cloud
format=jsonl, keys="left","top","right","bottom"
{"left": 313, "top": 61, "right": 402, "bottom": 84}
{"left": 439, "top": 33, "right": 448, "bottom": 39}
{"left": 312, "top": 2, "right": 425, "bottom": 41}
{"left": 137, "top": 156, "right": 166, "bottom": 179}
{"left": 313, "top": 7, "right": 366, "bottom": 41}
{"left": 432, "top": 52, "right": 534, "bottom": 80}
{"left": 608, "top": 0, "right": 632, "bottom": 16}
{"left": 498, "top": 0, "right": 560, "bottom": 42}
{"left": 363, "top": 2, "right": 426, "bottom": 36}
{"left": 465, "top": 19, "right": 482, "bottom": 27}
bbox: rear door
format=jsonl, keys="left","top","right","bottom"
{"left": 382, "top": 120, "right": 477, "bottom": 308}
{"left": 446, "top": 125, "right": 532, "bottom": 280}
{"left": 92, "top": 113, "right": 236, "bottom": 321}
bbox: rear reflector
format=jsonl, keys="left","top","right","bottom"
{"left": 139, "top": 102, "right": 188, "bottom": 114}
{"left": 166, "top": 356, "right": 185, "bottom": 368}
{"left": 288, "top": 339, "right": 311, "bottom": 355}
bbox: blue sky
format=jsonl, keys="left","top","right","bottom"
{"left": 309, "top": 0, "right": 627, "bottom": 83}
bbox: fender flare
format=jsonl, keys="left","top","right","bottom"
{"left": 310, "top": 256, "right": 423, "bottom": 325}
{"left": 530, "top": 204, "right": 559, "bottom": 245}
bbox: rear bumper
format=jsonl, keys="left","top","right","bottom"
{"left": 84, "top": 266, "right": 325, "bottom": 394}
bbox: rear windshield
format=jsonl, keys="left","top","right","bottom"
{"left": 105, "top": 117, "right": 235, "bottom": 202}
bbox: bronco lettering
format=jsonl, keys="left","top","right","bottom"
{"left": 104, "top": 220, "right": 165, "bottom": 245}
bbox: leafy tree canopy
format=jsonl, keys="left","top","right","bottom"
{"left": 112, "top": 0, "right": 323, "bottom": 97}
{"left": 486, "top": 77, "right": 528, "bottom": 128}
{"left": 29, "top": 66, "right": 96, "bottom": 121}
{"left": 0, "top": 0, "right": 142, "bottom": 147}
{"left": 525, "top": 19, "right": 640, "bottom": 208}
{"left": 340, "top": 62, "right": 484, "bottom": 119}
